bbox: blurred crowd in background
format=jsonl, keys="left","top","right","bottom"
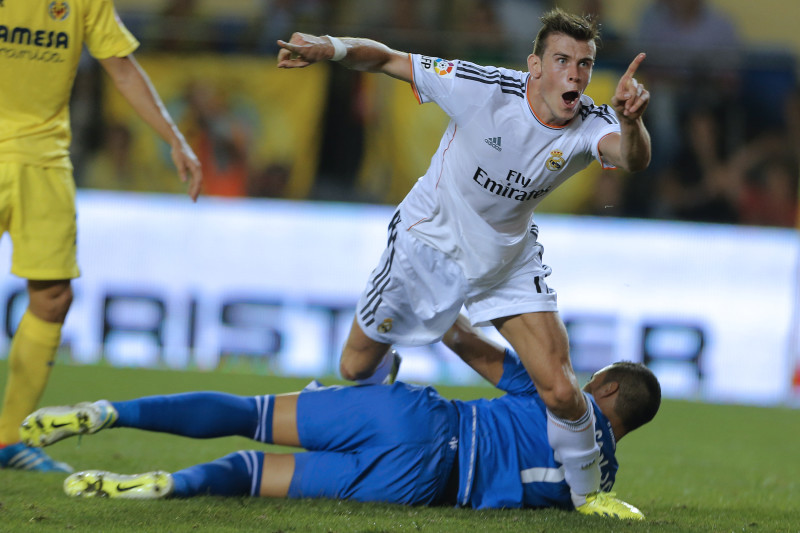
{"left": 69, "top": 0, "right": 800, "bottom": 228}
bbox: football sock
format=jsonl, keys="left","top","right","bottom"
{"left": 113, "top": 393, "right": 275, "bottom": 442}
{"left": 172, "top": 451, "right": 264, "bottom": 497}
{"left": 355, "top": 350, "right": 394, "bottom": 385}
{"left": 546, "top": 392, "right": 601, "bottom": 508}
{"left": 0, "top": 311, "right": 62, "bottom": 444}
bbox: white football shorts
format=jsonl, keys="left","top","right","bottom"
{"left": 355, "top": 211, "right": 558, "bottom": 346}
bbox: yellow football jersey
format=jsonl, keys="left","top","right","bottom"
{"left": 0, "top": 0, "right": 139, "bottom": 168}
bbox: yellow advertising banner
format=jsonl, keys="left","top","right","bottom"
{"left": 84, "top": 54, "right": 329, "bottom": 199}
{"left": 356, "top": 74, "right": 448, "bottom": 205}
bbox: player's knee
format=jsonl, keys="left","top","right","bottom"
{"left": 540, "top": 380, "right": 584, "bottom": 420}
{"left": 47, "top": 286, "right": 73, "bottom": 321}
{"left": 339, "top": 359, "right": 356, "bottom": 381}
{"left": 339, "top": 358, "right": 368, "bottom": 381}
{"left": 339, "top": 341, "right": 389, "bottom": 382}
{"left": 28, "top": 281, "right": 73, "bottom": 323}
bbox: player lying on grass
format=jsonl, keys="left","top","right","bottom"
{"left": 20, "top": 315, "right": 660, "bottom": 520}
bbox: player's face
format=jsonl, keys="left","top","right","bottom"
{"left": 528, "top": 33, "right": 595, "bottom": 126}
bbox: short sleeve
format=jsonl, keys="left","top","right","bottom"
{"left": 83, "top": 0, "right": 139, "bottom": 59}
{"left": 410, "top": 54, "right": 485, "bottom": 119}
{"left": 496, "top": 349, "right": 537, "bottom": 396}
{"left": 579, "top": 101, "right": 621, "bottom": 169}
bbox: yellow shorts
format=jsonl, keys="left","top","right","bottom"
{"left": 0, "top": 162, "right": 80, "bottom": 280}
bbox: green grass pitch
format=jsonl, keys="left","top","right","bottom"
{"left": 0, "top": 361, "right": 798, "bottom": 532}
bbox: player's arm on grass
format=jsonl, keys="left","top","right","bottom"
{"left": 99, "top": 55, "right": 203, "bottom": 201}
{"left": 598, "top": 53, "right": 651, "bottom": 173}
{"left": 442, "top": 314, "right": 506, "bottom": 386}
{"left": 277, "top": 33, "right": 412, "bottom": 82}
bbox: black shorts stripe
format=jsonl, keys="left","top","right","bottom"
{"left": 386, "top": 210, "right": 402, "bottom": 245}
{"left": 360, "top": 289, "right": 385, "bottom": 327}
{"left": 365, "top": 247, "right": 394, "bottom": 300}
{"left": 360, "top": 211, "right": 401, "bottom": 327}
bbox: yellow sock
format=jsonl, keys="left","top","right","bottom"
{"left": 0, "top": 311, "right": 62, "bottom": 445}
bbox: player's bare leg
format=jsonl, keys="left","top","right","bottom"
{"left": 27, "top": 280, "right": 73, "bottom": 324}
{"left": 492, "top": 312, "right": 583, "bottom": 419}
{"left": 493, "top": 311, "right": 600, "bottom": 507}
{"left": 259, "top": 454, "right": 295, "bottom": 497}
{"left": 271, "top": 393, "right": 301, "bottom": 447}
{"left": 492, "top": 311, "right": 644, "bottom": 518}
{"left": 339, "top": 317, "right": 392, "bottom": 381}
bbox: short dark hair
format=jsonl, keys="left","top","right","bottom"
{"left": 601, "top": 362, "right": 661, "bottom": 433}
{"left": 532, "top": 8, "right": 600, "bottom": 57}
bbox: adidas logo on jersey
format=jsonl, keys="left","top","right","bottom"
{"left": 485, "top": 136, "right": 502, "bottom": 152}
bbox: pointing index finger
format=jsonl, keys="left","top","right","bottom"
{"left": 623, "top": 53, "right": 646, "bottom": 79}
{"left": 277, "top": 39, "right": 294, "bottom": 51}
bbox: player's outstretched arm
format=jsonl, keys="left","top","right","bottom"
{"left": 442, "top": 314, "right": 506, "bottom": 386}
{"left": 99, "top": 55, "right": 203, "bottom": 201}
{"left": 599, "top": 53, "right": 651, "bottom": 173}
{"left": 277, "top": 33, "right": 412, "bottom": 82}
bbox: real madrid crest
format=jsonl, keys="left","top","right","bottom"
{"left": 377, "top": 318, "right": 393, "bottom": 334}
{"left": 545, "top": 149, "right": 565, "bottom": 171}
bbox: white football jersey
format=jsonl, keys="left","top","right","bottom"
{"left": 400, "top": 54, "right": 621, "bottom": 282}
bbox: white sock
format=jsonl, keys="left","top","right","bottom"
{"left": 355, "top": 350, "right": 395, "bottom": 385}
{"left": 546, "top": 393, "right": 601, "bottom": 508}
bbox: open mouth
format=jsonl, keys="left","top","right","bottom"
{"left": 562, "top": 91, "right": 580, "bottom": 107}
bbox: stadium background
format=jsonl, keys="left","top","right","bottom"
{"left": 2, "top": 0, "right": 799, "bottom": 406}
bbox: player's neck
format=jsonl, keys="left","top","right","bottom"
{"left": 526, "top": 79, "right": 572, "bottom": 128}
{"left": 609, "top": 415, "right": 627, "bottom": 442}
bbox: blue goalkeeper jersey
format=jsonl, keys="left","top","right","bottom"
{"left": 452, "top": 349, "right": 618, "bottom": 509}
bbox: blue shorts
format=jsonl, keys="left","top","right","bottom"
{"left": 288, "top": 382, "right": 459, "bottom": 505}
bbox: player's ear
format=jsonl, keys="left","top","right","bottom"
{"left": 528, "top": 54, "right": 542, "bottom": 78}
{"left": 597, "top": 381, "right": 619, "bottom": 399}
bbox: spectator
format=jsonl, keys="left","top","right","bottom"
{"left": 177, "top": 81, "right": 253, "bottom": 197}
{"left": 632, "top": 0, "right": 743, "bottom": 169}
{"left": 738, "top": 158, "right": 798, "bottom": 227}
{"left": 247, "top": 163, "right": 292, "bottom": 198}
{"left": 450, "top": 0, "right": 509, "bottom": 65}
{"left": 628, "top": 0, "right": 744, "bottom": 219}
{"left": 726, "top": 131, "right": 799, "bottom": 228}
{"left": 651, "top": 108, "right": 739, "bottom": 224}
{"left": 495, "top": 0, "right": 549, "bottom": 61}
{"left": 146, "top": 0, "right": 217, "bottom": 53}
{"left": 577, "top": 0, "right": 626, "bottom": 65}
